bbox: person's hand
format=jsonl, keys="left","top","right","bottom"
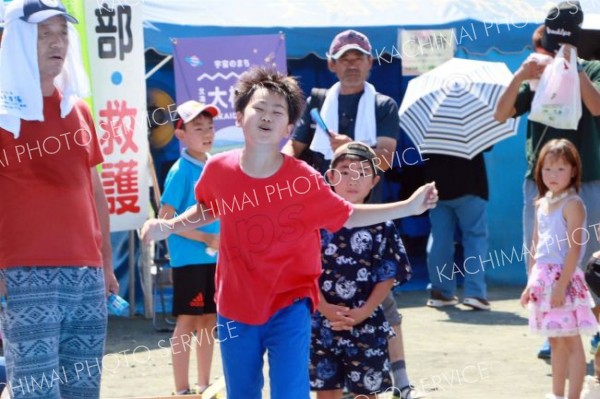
{"left": 517, "top": 55, "right": 550, "bottom": 81}
{"left": 329, "top": 132, "right": 352, "bottom": 152}
{"left": 140, "top": 218, "right": 172, "bottom": 243}
{"left": 406, "top": 182, "right": 438, "bottom": 215}
{"left": 520, "top": 287, "right": 530, "bottom": 307}
{"left": 104, "top": 270, "right": 120, "bottom": 296}
{"left": 550, "top": 284, "right": 567, "bottom": 308}
{"left": 319, "top": 302, "right": 354, "bottom": 331}
{"left": 202, "top": 233, "right": 220, "bottom": 250}
{"left": 345, "top": 306, "right": 371, "bottom": 327}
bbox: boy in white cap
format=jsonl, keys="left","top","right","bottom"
{"left": 158, "top": 100, "right": 221, "bottom": 396}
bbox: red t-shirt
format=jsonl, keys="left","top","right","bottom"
{"left": 0, "top": 90, "right": 104, "bottom": 268}
{"left": 195, "top": 150, "right": 353, "bottom": 324}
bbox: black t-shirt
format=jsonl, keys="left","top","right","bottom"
{"left": 423, "top": 153, "right": 489, "bottom": 201}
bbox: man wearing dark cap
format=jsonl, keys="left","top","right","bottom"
{"left": 0, "top": 1, "right": 118, "bottom": 398}
{"left": 282, "top": 29, "right": 399, "bottom": 183}
{"left": 495, "top": 0, "right": 600, "bottom": 359}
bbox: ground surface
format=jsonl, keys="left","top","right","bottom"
{"left": 101, "top": 286, "right": 596, "bottom": 398}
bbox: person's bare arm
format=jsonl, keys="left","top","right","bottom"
{"left": 521, "top": 202, "right": 539, "bottom": 307}
{"left": 158, "top": 204, "right": 219, "bottom": 248}
{"left": 561, "top": 44, "right": 600, "bottom": 116}
{"left": 345, "top": 279, "right": 394, "bottom": 326}
{"left": 373, "top": 137, "right": 396, "bottom": 171}
{"left": 345, "top": 182, "right": 437, "bottom": 228}
{"left": 527, "top": 201, "right": 539, "bottom": 276}
{"left": 141, "top": 202, "right": 219, "bottom": 243}
{"left": 281, "top": 139, "right": 308, "bottom": 157}
{"left": 551, "top": 199, "right": 586, "bottom": 308}
{"left": 317, "top": 291, "right": 354, "bottom": 331}
{"left": 494, "top": 58, "right": 545, "bottom": 123}
{"left": 91, "top": 168, "right": 119, "bottom": 294}
{"left": 579, "top": 71, "right": 600, "bottom": 116}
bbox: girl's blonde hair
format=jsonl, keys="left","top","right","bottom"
{"left": 534, "top": 138, "right": 581, "bottom": 197}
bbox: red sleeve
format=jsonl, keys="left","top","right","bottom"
{"left": 303, "top": 168, "right": 353, "bottom": 232}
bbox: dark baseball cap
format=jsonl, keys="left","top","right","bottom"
{"left": 331, "top": 141, "right": 378, "bottom": 171}
{"left": 541, "top": 1, "right": 583, "bottom": 53}
{"left": 327, "top": 29, "right": 372, "bottom": 60}
{"left": 20, "top": 0, "right": 78, "bottom": 24}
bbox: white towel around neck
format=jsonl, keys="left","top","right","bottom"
{"left": 309, "top": 82, "right": 377, "bottom": 160}
{"left": 0, "top": 0, "right": 90, "bottom": 138}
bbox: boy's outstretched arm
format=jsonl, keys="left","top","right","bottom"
{"left": 345, "top": 182, "right": 438, "bottom": 229}
{"left": 141, "top": 202, "right": 218, "bottom": 243}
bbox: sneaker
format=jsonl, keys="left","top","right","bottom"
{"left": 537, "top": 340, "right": 551, "bottom": 359}
{"left": 426, "top": 291, "right": 458, "bottom": 308}
{"left": 172, "top": 388, "right": 198, "bottom": 395}
{"left": 392, "top": 385, "right": 427, "bottom": 399}
{"left": 463, "top": 297, "right": 491, "bottom": 311}
{"left": 591, "top": 332, "right": 600, "bottom": 355}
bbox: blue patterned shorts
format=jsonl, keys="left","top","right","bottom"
{"left": 0, "top": 266, "right": 107, "bottom": 399}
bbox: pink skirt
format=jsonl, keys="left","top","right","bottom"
{"left": 526, "top": 263, "right": 598, "bottom": 337}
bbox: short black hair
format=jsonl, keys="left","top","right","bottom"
{"left": 234, "top": 67, "right": 305, "bottom": 125}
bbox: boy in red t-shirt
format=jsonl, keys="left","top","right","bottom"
{"left": 141, "top": 67, "right": 438, "bottom": 399}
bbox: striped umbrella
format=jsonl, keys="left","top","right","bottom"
{"left": 399, "top": 58, "right": 518, "bottom": 160}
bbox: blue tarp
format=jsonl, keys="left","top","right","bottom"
{"left": 144, "top": 21, "right": 538, "bottom": 60}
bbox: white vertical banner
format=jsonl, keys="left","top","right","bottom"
{"left": 84, "top": 1, "right": 149, "bottom": 232}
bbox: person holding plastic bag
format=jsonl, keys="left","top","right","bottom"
{"left": 495, "top": 0, "right": 600, "bottom": 361}
{"left": 528, "top": 44, "right": 582, "bottom": 130}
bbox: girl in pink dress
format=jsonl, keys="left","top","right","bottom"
{"left": 521, "top": 138, "right": 597, "bottom": 399}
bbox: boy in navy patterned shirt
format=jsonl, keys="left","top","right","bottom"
{"left": 310, "top": 142, "right": 413, "bottom": 399}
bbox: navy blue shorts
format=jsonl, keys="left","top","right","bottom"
{"left": 310, "top": 311, "right": 392, "bottom": 395}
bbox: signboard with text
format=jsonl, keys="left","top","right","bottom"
{"left": 399, "top": 29, "right": 456, "bottom": 76}
{"left": 173, "top": 34, "right": 287, "bottom": 153}
{"left": 84, "top": 1, "right": 149, "bottom": 231}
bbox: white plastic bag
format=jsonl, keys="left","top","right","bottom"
{"left": 528, "top": 46, "right": 582, "bottom": 130}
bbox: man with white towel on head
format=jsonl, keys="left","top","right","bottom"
{"left": 0, "top": 1, "right": 118, "bottom": 398}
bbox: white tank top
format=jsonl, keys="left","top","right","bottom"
{"left": 535, "top": 195, "right": 587, "bottom": 266}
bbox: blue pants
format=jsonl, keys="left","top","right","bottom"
{"left": 217, "top": 299, "right": 311, "bottom": 399}
{"left": 0, "top": 267, "right": 107, "bottom": 399}
{"left": 426, "top": 195, "right": 488, "bottom": 299}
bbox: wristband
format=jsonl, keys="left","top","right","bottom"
{"left": 577, "top": 61, "right": 584, "bottom": 73}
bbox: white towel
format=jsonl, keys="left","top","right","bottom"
{"left": 309, "top": 82, "right": 377, "bottom": 160}
{"left": 0, "top": 0, "right": 90, "bottom": 138}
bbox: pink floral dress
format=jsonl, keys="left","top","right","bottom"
{"left": 526, "top": 195, "right": 597, "bottom": 337}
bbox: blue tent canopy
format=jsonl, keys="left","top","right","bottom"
{"left": 144, "top": 21, "right": 538, "bottom": 59}
{"left": 142, "top": 0, "right": 600, "bottom": 58}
